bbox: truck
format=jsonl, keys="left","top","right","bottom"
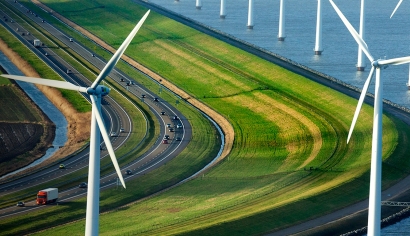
{"left": 36, "top": 188, "right": 58, "bottom": 205}
{"left": 33, "top": 39, "right": 41, "bottom": 47}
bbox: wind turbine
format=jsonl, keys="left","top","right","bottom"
{"left": 389, "top": 0, "right": 410, "bottom": 89}
{"left": 329, "top": 1, "right": 410, "bottom": 235}
{"left": 1, "top": 10, "right": 150, "bottom": 236}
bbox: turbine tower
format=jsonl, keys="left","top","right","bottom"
{"left": 247, "top": 0, "right": 254, "bottom": 29}
{"left": 314, "top": 0, "right": 323, "bottom": 55}
{"left": 1, "top": 10, "right": 150, "bottom": 236}
{"left": 329, "top": 1, "right": 410, "bottom": 235}
{"left": 278, "top": 0, "right": 286, "bottom": 41}
{"left": 357, "top": 0, "right": 366, "bottom": 71}
{"left": 196, "top": 0, "right": 202, "bottom": 10}
{"left": 220, "top": 0, "right": 226, "bottom": 19}
{"left": 390, "top": 0, "right": 410, "bottom": 89}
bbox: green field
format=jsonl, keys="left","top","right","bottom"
{"left": 2, "top": 0, "right": 410, "bottom": 235}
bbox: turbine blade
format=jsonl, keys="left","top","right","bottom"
{"left": 90, "top": 96, "right": 126, "bottom": 188}
{"left": 91, "top": 10, "right": 150, "bottom": 89}
{"left": 347, "top": 66, "right": 375, "bottom": 143}
{"left": 390, "top": 0, "right": 403, "bottom": 18}
{"left": 329, "top": 0, "right": 374, "bottom": 62}
{"left": 378, "top": 56, "right": 410, "bottom": 66}
{"left": 1, "top": 74, "right": 87, "bottom": 92}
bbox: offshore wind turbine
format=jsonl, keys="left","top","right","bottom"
{"left": 314, "top": 0, "right": 323, "bottom": 55}
{"left": 278, "top": 0, "right": 286, "bottom": 41}
{"left": 390, "top": 0, "right": 410, "bottom": 89}
{"left": 329, "top": 1, "right": 410, "bottom": 235}
{"left": 1, "top": 10, "right": 150, "bottom": 236}
{"left": 356, "top": 0, "right": 366, "bottom": 71}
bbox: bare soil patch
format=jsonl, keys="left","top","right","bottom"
{"left": 0, "top": 36, "right": 90, "bottom": 179}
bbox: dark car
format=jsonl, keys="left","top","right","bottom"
{"left": 164, "top": 134, "right": 170, "bottom": 140}
{"left": 79, "top": 182, "right": 88, "bottom": 188}
{"left": 16, "top": 201, "right": 25, "bottom": 207}
{"left": 173, "top": 116, "right": 178, "bottom": 120}
{"left": 176, "top": 137, "right": 182, "bottom": 141}
{"left": 169, "top": 128, "right": 174, "bottom": 132}
{"left": 141, "top": 94, "right": 146, "bottom": 98}
{"left": 160, "top": 111, "right": 165, "bottom": 115}
{"left": 125, "top": 170, "right": 132, "bottom": 175}
{"left": 153, "top": 97, "right": 159, "bottom": 102}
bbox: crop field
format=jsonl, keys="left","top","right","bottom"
{"left": 0, "top": 84, "right": 55, "bottom": 176}
{"left": 4, "top": 0, "right": 410, "bottom": 235}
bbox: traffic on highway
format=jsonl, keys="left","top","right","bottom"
{"left": 0, "top": 0, "right": 192, "bottom": 218}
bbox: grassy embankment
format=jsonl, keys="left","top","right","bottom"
{"left": 3, "top": 0, "right": 410, "bottom": 235}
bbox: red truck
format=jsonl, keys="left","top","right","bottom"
{"left": 36, "top": 188, "right": 58, "bottom": 205}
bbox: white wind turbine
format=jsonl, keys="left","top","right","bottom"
{"left": 389, "top": 0, "right": 410, "bottom": 89}
{"left": 1, "top": 10, "right": 150, "bottom": 236}
{"left": 329, "top": 1, "right": 410, "bottom": 235}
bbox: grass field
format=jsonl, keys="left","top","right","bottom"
{"left": 3, "top": 0, "right": 410, "bottom": 235}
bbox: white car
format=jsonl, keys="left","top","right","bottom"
{"left": 110, "top": 132, "right": 117, "bottom": 137}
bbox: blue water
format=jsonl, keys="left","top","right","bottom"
{"left": 149, "top": 0, "right": 410, "bottom": 108}
{"left": 146, "top": 0, "right": 410, "bottom": 234}
{"left": 0, "top": 51, "right": 67, "bottom": 178}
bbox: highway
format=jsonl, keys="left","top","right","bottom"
{"left": 0, "top": 0, "right": 192, "bottom": 218}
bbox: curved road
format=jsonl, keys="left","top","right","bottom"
{"left": 0, "top": 1, "right": 192, "bottom": 219}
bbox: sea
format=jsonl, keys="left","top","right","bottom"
{"left": 145, "top": 0, "right": 410, "bottom": 235}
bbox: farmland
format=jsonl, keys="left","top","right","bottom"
{"left": 0, "top": 80, "right": 55, "bottom": 176}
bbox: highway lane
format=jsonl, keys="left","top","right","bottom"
{"left": 0, "top": 0, "right": 192, "bottom": 217}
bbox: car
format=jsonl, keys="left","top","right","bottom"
{"left": 173, "top": 116, "right": 179, "bottom": 120}
{"left": 141, "top": 94, "right": 146, "bottom": 98}
{"left": 164, "top": 134, "right": 170, "bottom": 140}
{"left": 120, "top": 78, "right": 124, "bottom": 82}
{"left": 110, "top": 132, "right": 117, "bottom": 137}
{"left": 125, "top": 170, "right": 132, "bottom": 175}
{"left": 91, "top": 53, "right": 95, "bottom": 57}
{"left": 69, "top": 38, "right": 73, "bottom": 42}
{"left": 160, "top": 111, "right": 165, "bottom": 115}
{"left": 126, "top": 81, "right": 130, "bottom": 86}
{"left": 120, "top": 128, "right": 125, "bottom": 133}
{"left": 166, "top": 123, "right": 171, "bottom": 128}
{"left": 176, "top": 137, "right": 181, "bottom": 141}
{"left": 169, "top": 128, "right": 174, "bottom": 132}
{"left": 153, "top": 97, "right": 159, "bottom": 102}
{"left": 176, "top": 124, "right": 182, "bottom": 129}
{"left": 16, "top": 201, "right": 25, "bottom": 207}
{"left": 59, "top": 164, "right": 65, "bottom": 169}
{"left": 162, "top": 139, "right": 168, "bottom": 144}
{"left": 79, "top": 182, "right": 88, "bottom": 188}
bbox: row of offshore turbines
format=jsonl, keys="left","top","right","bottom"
{"left": 190, "top": 0, "right": 403, "bottom": 64}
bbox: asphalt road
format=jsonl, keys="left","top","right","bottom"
{"left": 0, "top": 0, "right": 192, "bottom": 218}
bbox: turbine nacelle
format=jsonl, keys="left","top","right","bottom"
{"left": 371, "top": 60, "right": 388, "bottom": 69}
{"left": 86, "top": 85, "right": 110, "bottom": 96}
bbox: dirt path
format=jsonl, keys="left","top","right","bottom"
{"left": 0, "top": 37, "right": 90, "bottom": 180}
